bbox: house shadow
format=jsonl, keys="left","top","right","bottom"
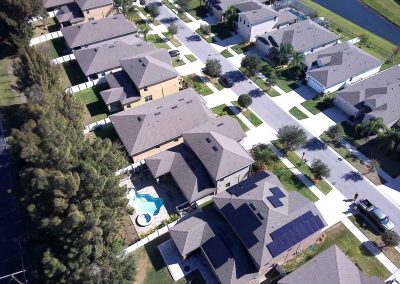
{"left": 302, "top": 137, "right": 327, "bottom": 151}
{"left": 213, "top": 34, "right": 244, "bottom": 47}
{"left": 343, "top": 171, "right": 363, "bottom": 182}
{"left": 202, "top": 15, "right": 218, "bottom": 25}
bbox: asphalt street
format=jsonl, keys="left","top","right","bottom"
{"left": 154, "top": 2, "right": 400, "bottom": 233}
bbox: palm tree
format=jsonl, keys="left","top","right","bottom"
{"left": 288, "top": 51, "right": 305, "bottom": 77}
{"left": 377, "top": 129, "right": 400, "bottom": 154}
{"left": 223, "top": 6, "right": 238, "bottom": 29}
{"left": 355, "top": 118, "right": 386, "bottom": 138}
{"left": 276, "top": 43, "right": 294, "bottom": 66}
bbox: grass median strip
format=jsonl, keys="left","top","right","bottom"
{"left": 183, "top": 74, "right": 213, "bottom": 96}
{"left": 211, "top": 104, "right": 249, "bottom": 132}
{"left": 172, "top": 57, "right": 185, "bottom": 67}
{"left": 184, "top": 54, "right": 197, "bottom": 62}
{"left": 147, "top": 34, "right": 169, "bottom": 49}
{"left": 221, "top": 49, "right": 233, "bottom": 58}
{"left": 231, "top": 101, "right": 263, "bottom": 127}
{"left": 162, "top": 32, "right": 182, "bottom": 47}
{"left": 273, "top": 141, "right": 332, "bottom": 195}
{"left": 289, "top": 106, "right": 308, "bottom": 120}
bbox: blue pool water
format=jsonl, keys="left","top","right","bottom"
{"left": 127, "top": 191, "right": 164, "bottom": 216}
{"left": 289, "top": 9, "right": 307, "bottom": 20}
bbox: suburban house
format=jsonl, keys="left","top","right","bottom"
{"left": 235, "top": 1, "right": 297, "bottom": 41}
{"left": 61, "top": 14, "right": 137, "bottom": 50}
{"left": 206, "top": 0, "right": 251, "bottom": 20}
{"left": 109, "top": 88, "right": 216, "bottom": 162}
{"left": 50, "top": 0, "right": 114, "bottom": 26}
{"left": 145, "top": 115, "right": 252, "bottom": 204}
{"left": 278, "top": 245, "right": 384, "bottom": 284}
{"left": 256, "top": 19, "right": 340, "bottom": 57}
{"left": 303, "top": 42, "right": 383, "bottom": 94}
{"left": 334, "top": 65, "right": 400, "bottom": 126}
{"left": 169, "top": 171, "right": 326, "bottom": 283}
{"left": 99, "top": 49, "right": 181, "bottom": 112}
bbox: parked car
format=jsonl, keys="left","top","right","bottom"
{"left": 219, "top": 74, "right": 234, "bottom": 87}
{"left": 357, "top": 199, "right": 395, "bottom": 231}
{"left": 169, "top": 50, "right": 180, "bottom": 57}
{"left": 192, "top": 34, "right": 201, "bottom": 41}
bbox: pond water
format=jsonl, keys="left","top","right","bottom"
{"left": 313, "top": 0, "right": 400, "bottom": 44}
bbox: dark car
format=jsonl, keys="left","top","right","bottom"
{"left": 219, "top": 74, "right": 234, "bottom": 87}
{"left": 192, "top": 34, "right": 201, "bottom": 41}
{"left": 169, "top": 50, "right": 180, "bottom": 57}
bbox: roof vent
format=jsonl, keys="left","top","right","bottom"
{"left": 156, "top": 106, "right": 163, "bottom": 109}
{"left": 217, "top": 123, "right": 224, "bottom": 127}
{"left": 92, "top": 22, "right": 97, "bottom": 24}
{"left": 178, "top": 98, "right": 184, "bottom": 101}
{"left": 171, "top": 105, "right": 177, "bottom": 109}
{"left": 154, "top": 112, "right": 161, "bottom": 116}
{"left": 205, "top": 137, "right": 211, "bottom": 143}
{"left": 94, "top": 48, "right": 98, "bottom": 52}
{"left": 113, "top": 15, "right": 118, "bottom": 19}
{"left": 137, "top": 116, "right": 142, "bottom": 121}
{"left": 212, "top": 146, "right": 218, "bottom": 152}
{"left": 256, "top": 213, "right": 264, "bottom": 220}
{"left": 141, "top": 63, "right": 146, "bottom": 67}
{"left": 109, "top": 44, "right": 114, "bottom": 48}
{"left": 249, "top": 203, "right": 256, "bottom": 211}
{"left": 186, "top": 100, "right": 193, "bottom": 104}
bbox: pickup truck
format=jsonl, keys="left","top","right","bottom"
{"left": 357, "top": 199, "right": 395, "bottom": 231}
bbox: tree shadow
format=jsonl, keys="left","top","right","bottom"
{"left": 302, "top": 138, "right": 327, "bottom": 151}
{"left": 342, "top": 171, "right": 363, "bottom": 182}
{"left": 249, "top": 88, "right": 264, "bottom": 98}
{"left": 225, "top": 70, "right": 247, "bottom": 83}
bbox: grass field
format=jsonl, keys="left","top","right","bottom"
{"left": 360, "top": 0, "right": 400, "bottom": 27}
{"left": 231, "top": 101, "right": 263, "bottom": 127}
{"left": 183, "top": 74, "right": 213, "bottom": 96}
{"left": 284, "top": 222, "right": 391, "bottom": 280}
{"left": 0, "top": 50, "right": 24, "bottom": 107}
{"left": 211, "top": 104, "right": 249, "bottom": 132}
{"left": 74, "top": 85, "right": 109, "bottom": 125}
{"left": 289, "top": 106, "right": 308, "bottom": 120}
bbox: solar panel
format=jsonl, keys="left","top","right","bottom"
{"left": 267, "top": 196, "right": 284, "bottom": 208}
{"left": 266, "top": 211, "right": 324, "bottom": 257}
{"left": 202, "top": 237, "right": 231, "bottom": 269}
{"left": 270, "top": 187, "right": 286, "bottom": 198}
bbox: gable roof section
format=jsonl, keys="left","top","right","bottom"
{"left": 61, "top": 15, "right": 137, "bottom": 49}
{"left": 73, "top": 40, "right": 155, "bottom": 76}
{"left": 278, "top": 245, "right": 384, "bottom": 284}
{"left": 170, "top": 207, "right": 258, "bottom": 284}
{"left": 240, "top": 5, "right": 279, "bottom": 25}
{"left": 257, "top": 19, "right": 339, "bottom": 53}
{"left": 109, "top": 88, "right": 215, "bottom": 156}
{"left": 55, "top": 3, "right": 84, "bottom": 24}
{"left": 183, "top": 130, "right": 254, "bottom": 182}
{"left": 336, "top": 66, "right": 400, "bottom": 125}
{"left": 120, "top": 50, "right": 178, "bottom": 88}
{"left": 213, "top": 171, "right": 325, "bottom": 269}
{"left": 44, "top": 0, "right": 73, "bottom": 9}
{"left": 100, "top": 71, "right": 140, "bottom": 106}
{"left": 305, "top": 42, "right": 383, "bottom": 88}
{"left": 208, "top": 0, "right": 253, "bottom": 12}
{"left": 75, "top": 0, "right": 113, "bottom": 10}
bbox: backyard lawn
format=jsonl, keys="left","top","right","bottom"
{"left": 273, "top": 141, "right": 333, "bottom": 195}
{"left": 221, "top": 49, "right": 233, "bottom": 58}
{"left": 283, "top": 222, "right": 391, "bottom": 280}
{"left": 301, "top": 93, "right": 336, "bottom": 115}
{"left": 92, "top": 123, "right": 120, "bottom": 142}
{"left": 184, "top": 54, "right": 197, "bottom": 62}
{"left": 0, "top": 49, "right": 25, "bottom": 107}
{"left": 74, "top": 85, "right": 109, "bottom": 125}
{"left": 62, "top": 61, "right": 87, "bottom": 86}
{"left": 211, "top": 104, "right": 249, "bottom": 132}
{"left": 231, "top": 101, "right": 263, "bottom": 127}
{"left": 147, "top": 34, "right": 170, "bottom": 49}
{"left": 183, "top": 74, "right": 213, "bottom": 96}
{"left": 32, "top": 17, "right": 58, "bottom": 37}
{"left": 349, "top": 215, "right": 400, "bottom": 267}
{"left": 37, "top": 37, "right": 67, "bottom": 60}
{"left": 289, "top": 106, "right": 308, "bottom": 120}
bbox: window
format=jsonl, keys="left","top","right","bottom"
{"left": 88, "top": 17, "right": 94, "bottom": 21}
{"left": 144, "top": 86, "right": 148, "bottom": 91}
{"left": 225, "top": 182, "right": 231, "bottom": 187}
{"left": 86, "top": 11, "right": 90, "bottom": 14}
{"left": 145, "top": 95, "right": 153, "bottom": 102}
{"left": 243, "top": 20, "right": 245, "bottom": 25}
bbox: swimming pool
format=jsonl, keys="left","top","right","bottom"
{"left": 127, "top": 189, "right": 164, "bottom": 216}
{"left": 289, "top": 8, "right": 307, "bottom": 20}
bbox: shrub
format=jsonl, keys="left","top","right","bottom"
{"left": 205, "top": 58, "right": 222, "bottom": 78}
{"left": 238, "top": 94, "right": 252, "bottom": 109}
{"left": 277, "top": 125, "right": 307, "bottom": 152}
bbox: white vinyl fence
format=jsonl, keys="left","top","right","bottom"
{"left": 51, "top": 53, "right": 75, "bottom": 64}
{"left": 29, "top": 31, "right": 63, "bottom": 46}
{"left": 84, "top": 118, "right": 111, "bottom": 134}
{"left": 66, "top": 77, "right": 106, "bottom": 94}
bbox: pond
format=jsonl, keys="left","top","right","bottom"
{"left": 313, "top": 0, "right": 400, "bottom": 44}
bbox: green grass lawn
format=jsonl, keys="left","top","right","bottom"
{"left": 188, "top": 0, "right": 208, "bottom": 19}
{"left": 206, "top": 76, "right": 224, "bottom": 91}
{"left": 183, "top": 74, "right": 213, "bottom": 96}
{"left": 267, "top": 88, "right": 281, "bottom": 97}
{"left": 231, "top": 42, "right": 254, "bottom": 54}
{"left": 37, "top": 37, "right": 67, "bottom": 60}
{"left": 211, "top": 23, "right": 232, "bottom": 39}
{"left": 162, "top": 0, "right": 176, "bottom": 10}
{"left": 172, "top": 57, "right": 185, "bottom": 67}
{"left": 258, "top": 61, "right": 299, "bottom": 92}
{"left": 126, "top": 8, "right": 149, "bottom": 30}
{"left": 360, "top": 0, "right": 400, "bottom": 27}
{"left": 211, "top": 104, "right": 249, "bottom": 132}
{"left": 301, "top": 93, "right": 336, "bottom": 115}
{"left": 74, "top": 85, "right": 109, "bottom": 125}
{"left": 273, "top": 141, "right": 332, "bottom": 195}
{"left": 299, "top": 0, "right": 399, "bottom": 66}
{"left": 177, "top": 12, "right": 192, "bottom": 23}
{"left": 283, "top": 222, "right": 391, "bottom": 280}
{"left": 184, "top": 54, "right": 197, "bottom": 62}
{"left": 231, "top": 101, "right": 263, "bottom": 127}
{"left": 0, "top": 49, "right": 25, "bottom": 107}
{"left": 221, "top": 49, "right": 234, "bottom": 58}
{"left": 196, "top": 28, "right": 213, "bottom": 43}
{"left": 349, "top": 215, "right": 400, "bottom": 267}
{"left": 62, "top": 61, "right": 86, "bottom": 86}
{"left": 147, "top": 34, "right": 170, "bottom": 49}
{"left": 289, "top": 106, "right": 308, "bottom": 120}
{"left": 162, "top": 32, "right": 182, "bottom": 47}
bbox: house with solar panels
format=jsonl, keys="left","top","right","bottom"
{"left": 168, "top": 171, "right": 326, "bottom": 283}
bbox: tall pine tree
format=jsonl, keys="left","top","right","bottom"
{"left": 10, "top": 47, "right": 135, "bottom": 283}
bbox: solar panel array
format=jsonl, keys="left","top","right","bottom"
{"left": 202, "top": 236, "right": 231, "bottom": 269}
{"left": 270, "top": 187, "right": 286, "bottom": 198}
{"left": 267, "top": 186, "right": 286, "bottom": 208}
{"left": 266, "top": 211, "right": 324, "bottom": 257}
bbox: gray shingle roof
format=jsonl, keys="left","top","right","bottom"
{"left": 44, "top": 0, "right": 72, "bottom": 9}
{"left": 73, "top": 40, "right": 155, "bottom": 76}
{"left": 61, "top": 14, "right": 137, "bottom": 49}
{"left": 239, "top": 3, "right": 279, "bottom": 25}
{"left": 100, "top": 71, "right": 140, "bottom": 105}
{"left": 234, "top": 0, "right": 261, "bottom": 12}
{"left": 336, "top": 66, "right": 400, "bottom": 125}
{"left": 183, "top": 129, "right": 253, "bottom": 181}
{"left": 75, "top": 0, "right": 113, "bottom": 10}
{"left": 208, "top": 0, "right": 257, "bottom": 12}
{"left": 109, "top": 88, "right": 215, "bottom": 156}
{"left": 213, "top": 171, "right": 326, "bottom": 269}
{"left": 278, "top": 245, "right": 384, "bottom": 284}
{"left": 55, "top": 3, "right": 84, "bottom": 24}
{"left": 145, "top": 144, "right": 215, "bottom": 203}
{"left": 120, "top": 49, "right": 178, "bottom": 89}
{"left": 305, "top": 42, "right": 383, "bottom": 88}
{"left": 275, "top": 11, "right": 297, "bottom": 28}
{"left": 257, "top": 19, "right": 339, "bottom": 53}
{"left": 170, "top": 207, "right": 259, "bottom": 284}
